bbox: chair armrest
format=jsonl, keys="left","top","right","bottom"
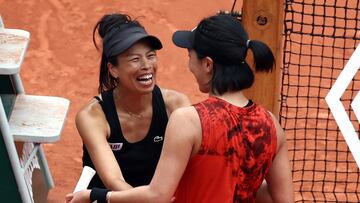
{"left": 9, "top": 94, "right": 70, "bottom": 143}
{"left": 0, "top": 28, "right": 30, "bottom": 74}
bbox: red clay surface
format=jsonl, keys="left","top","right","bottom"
{"left": 1, "top": 0, "right": 238, "bottom": 202}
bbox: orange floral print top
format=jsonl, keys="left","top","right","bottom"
{"left": 174, "top": 97, "right": 277, "bottom": 203}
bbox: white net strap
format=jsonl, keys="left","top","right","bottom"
{"left": 20, "top": 142, "right": 40, "bottom": 200}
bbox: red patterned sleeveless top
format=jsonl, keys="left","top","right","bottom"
{"left": 174, "top": 97, "right": 277, "bottom": 203}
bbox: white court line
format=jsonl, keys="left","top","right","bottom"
{"left": 352, "top": 91, "right": 360, "bottom": 124}
{"left": 325, "top": 43, "right": 360, "bottom": 169}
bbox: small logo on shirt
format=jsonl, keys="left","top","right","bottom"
{"left": 109, "top": 142, "right": 123, "bottom": 151}
{"left": 153, "top": 136, "right": 163, "bottom": 143}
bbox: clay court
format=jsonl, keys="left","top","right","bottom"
{"left": 1, "top": 0, "right": 360, "bottom": 202}
{"left": 0, "top": 0, "right": 237, "bottom": 202}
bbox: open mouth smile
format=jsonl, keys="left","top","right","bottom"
{"left": 136, "top": 73, "right": 153, "bottom": 85}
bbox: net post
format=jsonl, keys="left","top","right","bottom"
{"left": 242, "top": 0, "right": 284, "bottom": 116}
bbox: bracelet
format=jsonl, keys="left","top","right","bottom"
{"left": 90, "top": 187, "right": 110, "bottom": 203}
{"left": 106, "top": 191, "right": 112, "bottom": 203}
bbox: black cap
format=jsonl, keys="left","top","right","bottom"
{"left": 103, "top": 26, "right": 162, "bottom": 58}
{"left": 172, "top": 28, "right": 196, "bottom": 49}
{"left": 172, "top": 15, "right": 251, "bottom": 65}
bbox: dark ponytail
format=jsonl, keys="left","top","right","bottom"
{"left": 93, "top": 13, "right": 142, "bottom": 93}
{"left": 247, "top": 40, "right": 275, "bottom": 73}
{"left": 191, "top": 14, "right": 275, "bottom": 95}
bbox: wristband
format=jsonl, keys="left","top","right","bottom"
{"left": 90, "top": 187, "right": 110, "bottom": 203}
{"left": 106, "top": 191, "right": 112, "bottom": 203}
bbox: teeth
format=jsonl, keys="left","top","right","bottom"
{"left": 137, "top": 74, "right": 152, "bottom": 80}
{"left": 138, "top": 79, "right": 152, "bottom": 85}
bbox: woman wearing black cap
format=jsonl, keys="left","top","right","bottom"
{"left": 67, "top": 13, "right": 294, "bottom": 203}
{"left": 77, "top": 13, "right": 190, "bottom": 191}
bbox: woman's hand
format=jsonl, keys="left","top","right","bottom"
{"left": 65, "top": 190, "right": 91, "bottom": 203}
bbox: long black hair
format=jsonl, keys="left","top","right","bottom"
{"left": 193, "top": 14, "right": 275, "bottom": 95}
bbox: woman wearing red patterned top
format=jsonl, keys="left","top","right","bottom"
{"left": 66, "top": 13, "right": 294, "bottom": 203}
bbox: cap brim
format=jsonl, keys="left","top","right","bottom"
{"left": 172, "top": 30, "right": 194, "bottom": 49}
{"left": 109, "top": 33, "right": 162, "bottom": 57}
{"left": 141, "top": 35, "right": 163, "bottom": 50}
{"left": 130, "top": 34, "right": 163, "bottom": 50}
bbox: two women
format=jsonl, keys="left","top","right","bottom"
{"left": 68, "top": 13, "right": 294, "bottom": 203}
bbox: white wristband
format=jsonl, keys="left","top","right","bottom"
{"left": 106, "top": 191, "right": 112, "bottom": 203}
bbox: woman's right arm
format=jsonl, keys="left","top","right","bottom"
{"left": 256, "top": 113, "right": 294, "bottom": 203}
{"left": 76, "top": 100, "right": 132, "bottom": 191}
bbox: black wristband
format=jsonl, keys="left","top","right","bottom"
{"left": 90, "top": 187, "right": 110, "bottom": 203}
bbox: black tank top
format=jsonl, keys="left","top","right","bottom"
{"left": 82, "top": 85, "right": 168, "bottom": 188}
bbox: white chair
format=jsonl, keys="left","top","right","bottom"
{"left": 0, "top": 17, "right": 27, "bottom": 93}
{"left": 0, "top": 95, "right": 70, "bottom": 202}
{"left": 0, "top": 16, "right": 70, "bottom": 202}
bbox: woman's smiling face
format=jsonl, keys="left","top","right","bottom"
{"left": 111, "top": 40, "right": 158, "bottom": 94}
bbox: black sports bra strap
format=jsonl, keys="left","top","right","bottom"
{"left": 100, "top": 90, "right": 122, "bottom": 137}
{"left": 153, "top": 86, "right": 167, "bottom": 118}
{"left": 151, "top": 85, "right": 168, "bottom": 131}
{"left": 245, "top": 100, "right": 253, "bottom": 107}
{"left": 94, "top": 96, "right": 102, "bottom": 103}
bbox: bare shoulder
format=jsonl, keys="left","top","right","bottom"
{"left": 168, "top": 106, "right": 201, "bottom": 134}
{"left": 267, "top": 111, "right": 286, "bottom": 151}
{"left": 171, "top": 106, "right": 198, "bottom": 119}
{"left": 160, "top": 88, "right": 191, "bottom": 114}
{"left": 76, "top": 98, "right": 104, "bottom": 122}
{"left": 75, "top": 97, "right": 109, "bottom": 139}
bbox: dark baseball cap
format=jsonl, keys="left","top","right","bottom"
{"left": 172, "top": 15, "right": 252, "bottom": 65}
{"left": 104, "top": 26, "right": 162, "bottom": 58}
{"left": 172, "top": 27, "right": 196, "bottom": 49}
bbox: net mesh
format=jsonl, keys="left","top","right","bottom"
{"left": 281, "top": 0, "right": 360, "bottom": 202}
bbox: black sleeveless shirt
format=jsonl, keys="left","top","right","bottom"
{"left": 82, "top": 85, "right": 168, "bottom": 188}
